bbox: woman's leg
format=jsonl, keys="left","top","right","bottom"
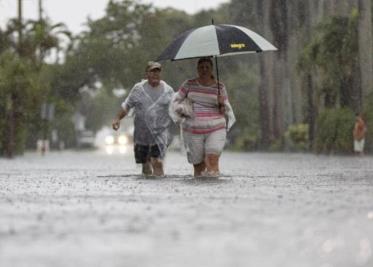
{"left": 204, "top": 129, "right": 226, "bottom": 176}
{"left": 193, "top": 162, "right": 206, "bottom": 177}
{"left": 205, "top": 154, "right": 220, "bottom": 173}
{"left": 183, "top": 130, "right": 205, "bottom": 177}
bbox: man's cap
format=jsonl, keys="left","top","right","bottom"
{"left": 146, "top": 61, "right": 162, "bottom": 71}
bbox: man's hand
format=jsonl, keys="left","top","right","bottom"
{"left": 112, "top": 118, "right": 120, "bottom": 131}
{"left": 112, "top": 109, "right": 128, "bottom": 130}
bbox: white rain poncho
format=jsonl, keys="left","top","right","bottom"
{"left": 121, "top": 80, "right": 174, "bottom": 157}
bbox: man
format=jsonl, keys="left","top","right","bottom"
{"left": 353, "top": 113, "right": 367, "bottom": 156}
{"left": 112, "top": 61, "right": 174, "bottom": 176}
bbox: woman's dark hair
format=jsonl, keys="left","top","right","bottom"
{"left": 197, "top": 57, "right": 215, "bottom": 79}
{"left": 197, "top": 57, "right": 213, "bottom": 67}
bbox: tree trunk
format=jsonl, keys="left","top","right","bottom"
{"left": 358, "top": 0, "right": 373, "bottom": 101}
{"left": 258, "top": 57, "right": 271, "bottom": 147}
{"left": 253, "top": 0, "right": 271, "bottom": 148}
{"left": 5, "top": 95, "right": 16, "bottom": 158}
{"left": 270, "top": 0, "right": 289, "bottom": 139}
{"left": 306, "top": 73, "right": 316, "bottom": 149}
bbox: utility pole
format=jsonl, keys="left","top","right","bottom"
{"left": 18, "top": 0, "right": 23, "bottom": 50}
{"left": 38, "top": 0, "right": 43, "bottom": 21}
{"left": 37, "top": 0, "right": 50, "bottom": 155}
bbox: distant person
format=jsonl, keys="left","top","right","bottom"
{"left": 353, "top": 113, "right": 367, "bottom": 155}
{"left": 352, "top": 113, "right": 367, "bottom": 155}
{"left": 112, "top": 61, "right": 174, "bottom": 176}
{"left": 170, "top": 57, "right": 235, "bottom": 177}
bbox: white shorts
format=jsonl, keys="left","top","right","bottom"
{"left": 183, "top": 129, "right": 227, "bottom": 164}
{"left": 354, "top": 139, "right": 365, "bottom": 152}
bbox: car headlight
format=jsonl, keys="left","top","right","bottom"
{"left": 118, "top": 134, "right": 128, "bottom": 145}
{"left": 105, "top": 135, "right": 115, "bottom": 145}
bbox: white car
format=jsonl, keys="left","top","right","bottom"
{"left": 77, "top": 130, "right": 96, "bottom": 148}
{"left": 104, "top": 132, "right": 132, "bottom": 146}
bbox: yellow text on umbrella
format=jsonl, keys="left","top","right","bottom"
{"left": 230, "top": 43, "right": 246, "bottom": 49}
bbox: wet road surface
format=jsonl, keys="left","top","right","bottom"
{"left": 0, "top": 150, "right": 372, "bottom": 267}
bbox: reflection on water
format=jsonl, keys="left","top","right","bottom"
{"left": 357, "top": 239, "right": 372, "bottom": 265}
{"left": 105, "top": 145, "right": 129, "bottom": 155}
{"left": 119, "top": 146, "right": 127, "bottom": 154}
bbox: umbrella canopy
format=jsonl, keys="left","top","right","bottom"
{"left": 157, "top": 24, "right": 277, "bottom": 61}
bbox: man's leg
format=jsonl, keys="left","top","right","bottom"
{"left": 149, "top": 144, "right": 165, "bottom": 177}
{"left": 135, "top": 144, "right": 153, "bottom": 176}
{"left": 150, "top": 157, "right": 164, "bottom": 176}
{"left": 142, "top": 160, "right": 153, "bottom": 176}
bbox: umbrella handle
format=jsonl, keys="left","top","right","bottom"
{"left": 214, "top": 56, "right": 220, "bottom": 96}
{"left": 214, "top": 56, "right": 225, "bottom": 114}
{"left": 211, "top": 19, "right": 225, "bottom": 115}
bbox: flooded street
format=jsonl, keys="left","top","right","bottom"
{"left": 0, "top": 150, "right": 372, "bottom": 267}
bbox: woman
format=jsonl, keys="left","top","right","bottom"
{"left": 172, "top": 57, "right": 235, "bottom": 177}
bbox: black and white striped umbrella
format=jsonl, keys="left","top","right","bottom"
{"left": 157, "top": 24, "right": 277, "bottom": 61}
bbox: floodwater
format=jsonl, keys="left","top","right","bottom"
{"left": 0, "top": 150, "right": 372, "bottom": 267}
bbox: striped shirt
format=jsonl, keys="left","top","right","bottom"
{"left": 176, "top": 78, "right": 229, "bottom": 134}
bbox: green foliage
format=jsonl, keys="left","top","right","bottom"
{"left": 314, "top": 108, "right": 355, "bottom": 154}
{"left": 298, "top": 10, "right": 360, "bottom": 109}
{"left": 0, "top": 16, "right": 73, "bottom": 156}
{"left": 69, "top": 0, "right": 161, "bottom": 90}
{"left": 0, "top": 28, "right": 12, "bottom": 54}
{"left": 284, "top": 124, "right": 309, "bottom": 151}
{"left": 230, "top": 129, "right": 258, "bottom": 151}
{"left": 229, "top": 0, "right": 256, "bottom": 27}
{"left": 25, "top": 20, "right": 71, "bottom": 63}
{"left": 363, "top": 92, "right": 373, "bottom": 152}
{"left": 269, "top": 138, "right": 284, "bottom": 152}
{"left": 222, "top": 62, "right": 259, "bottom": 150}
{"left": 0, "top": 51, "right": 45, "bottom": 155}
{"left": 51, "top": 100, "right": 76, "bottom": 148}
{"left": 81, "top": 89, "right": 120, "bottom": 132}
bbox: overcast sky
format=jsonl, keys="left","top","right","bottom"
{"left": 0, "top": 0, "right": 229, "bottom": 33}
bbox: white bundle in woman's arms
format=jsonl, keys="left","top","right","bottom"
{"left": 169, "top": 92, "right": 236, "bottom": 132}
{"left": 169, "top": 93, "right": 194, "bottom": 123}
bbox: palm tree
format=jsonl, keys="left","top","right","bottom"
{"left": 23, "top": 19, "right": 72, "bottom": 65}
{"left": 0, "top": 18, "right": 72, "bottom": 157}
